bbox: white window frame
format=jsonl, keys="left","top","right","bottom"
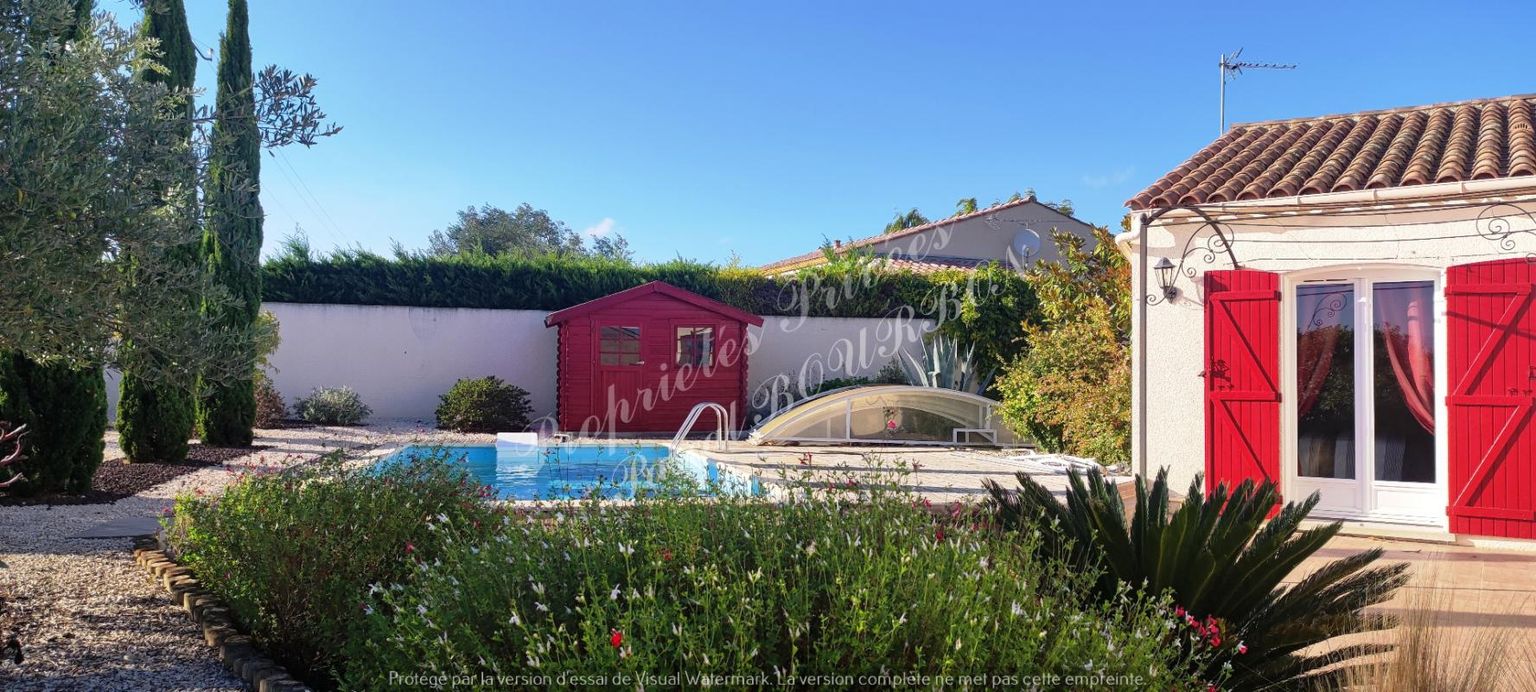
{"left": 1279, "top": 264, "right": 1449, "bottom": 528}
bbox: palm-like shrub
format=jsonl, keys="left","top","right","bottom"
{"left": 434, "top": 377, "right": 531, "bottom": 433}
{"left": 985, "top": 469, "right": 1409, "bottom": 690}
{"left": 899, "top": 334, "right": 995, "bottom": 395}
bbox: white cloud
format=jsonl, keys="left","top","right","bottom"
{"left": 583, "top": 217, "right": 617, "bottom": 238}
{"left": 1081, "top": 166, "right": 1134, "bottom": 189}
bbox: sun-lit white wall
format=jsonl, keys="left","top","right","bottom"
{"left": 1126, "top": 185, "right": 1536, "bottom": 491}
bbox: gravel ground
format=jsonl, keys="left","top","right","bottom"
{"left": 0, "top": 423, "right": 464, "bottom": 691}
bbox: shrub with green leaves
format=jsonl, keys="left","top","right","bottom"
{"left": 435, "top": 376, "right": 532, "bottom": 433}
{"left": 294, "top": 386, "right": 371, "bottom": 425}
{"left": 168, "top": 452, "right": 502, "bottom": 684}
{"left": 985, "top": 469, "right": 1409, "bottom": 690}
{"left": 0, "top": 354, "right": 106, "bottom": 495}
{"left": 342, "top": 476, "right": 1215, "bottom": 689}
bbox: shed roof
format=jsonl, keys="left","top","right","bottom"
{"left": 1128, "top": 93, "right": 1536, "bottom": 210}
{"left": 543, "top": 281, "right": 765, "bottom": 327}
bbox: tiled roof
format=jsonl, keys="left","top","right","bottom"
{"left": 878, "top": 256, "right": 992, "bottom": 274}
{"left": 1127, "top": 93, "right": 1536, "bottom": 210}
{"left": 759, "top": 196, "right": 1064, "bottom": 273}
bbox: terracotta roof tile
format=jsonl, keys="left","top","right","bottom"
{"left": 1128, "top": 94, "right": 1536, "bottom": 209}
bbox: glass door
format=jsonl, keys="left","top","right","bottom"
{"left": 1291, "top": 276, "right": 1442, "bottom": 523}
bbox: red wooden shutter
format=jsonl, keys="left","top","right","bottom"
{"left": 1204, "top": 270, "right": 1282, "bottom": 495}
{"left": 1446, "top": 258, "right": 1536, "bottom": 539}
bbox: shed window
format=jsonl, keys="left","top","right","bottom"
{"left": 599, "top": 326, "right": 642, "bottom": 366}
{"left": 676, "top": 326, "right": 714, "bottom": 367}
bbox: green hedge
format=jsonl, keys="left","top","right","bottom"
{"left": 263, "top": 252, "right": 1028, "bottom": 318}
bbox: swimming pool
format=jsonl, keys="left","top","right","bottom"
{"left": 378, "top": 444, "right": 760, "bottom": 501}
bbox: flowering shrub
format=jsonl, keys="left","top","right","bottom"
{"left": 293, "top": 385, "right": 371, "bottom": 425}
{"left": 341, "top": 471, "right": 1216, "bottom": 688}
{"left": 167, "top": 451, "right": 502, "bottom": 683}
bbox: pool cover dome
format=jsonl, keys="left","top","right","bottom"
{"left": 748, "top": 385, "right": 1015, "bottom": 446}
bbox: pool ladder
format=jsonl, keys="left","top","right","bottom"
{"left": 672, "top": 402, "right": 732, "bottom": 451}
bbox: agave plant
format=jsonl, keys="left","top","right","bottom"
{"left": 984, "top": 468, "right": 1409, "bottom": 690}
{"left": 899, "top": 334, "right": 996, "bottom": 395}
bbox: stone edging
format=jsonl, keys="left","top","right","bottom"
{"left": 131, "top": 536, "right": 312, "bottom": 692}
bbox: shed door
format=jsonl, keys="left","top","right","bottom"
{"left": 1204, "top": 270, "right": 1282, "bottom": 495}
{"left": 1446, "top": 258, "right": 1536, "bottom": 539}
{"left": 595, "top": 323, "right": 651, "bottom": 431}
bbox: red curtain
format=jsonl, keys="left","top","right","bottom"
{"left": 1377, "top": 284, "right": 1435, "bottom": 434}
{"left": 1296, "top": 287, "right": 1348, "bottom": 419}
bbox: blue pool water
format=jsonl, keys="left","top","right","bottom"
{"left": 379, "top": 444, "right": 759, "bottom": 501}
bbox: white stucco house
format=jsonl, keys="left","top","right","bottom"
{"left": 761, "top": 195, "right": 1095, "bottom": 274}
{"left": 1120, "top": 93, "right": 1536, "bottom": 543}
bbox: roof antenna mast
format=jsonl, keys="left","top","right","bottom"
{"left": 1220, "top": 48, "right": 1296, "bottom": 133}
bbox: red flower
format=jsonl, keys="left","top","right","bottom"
{"left": 935, "top": 527, "right": 946, "bottom": 542}
{"left": 610, "top": 629, "right": 623, "bottom": 648}
{"left": 404, "top": 541, "right": 415, "bottom": 554}
{"left": 661, "top": 548, "right": 673, "bottom": 561}
{"left": 1236, "top": 642, "right": 1248, "bottom": 655}
{"left": 1173, "top": 606, "right": 1186, "bottom": 618}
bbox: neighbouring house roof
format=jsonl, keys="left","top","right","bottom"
{"left": 759, "top": 196, "right": 1076, "bottom": 274}
{"left": 1127, "top": 93, "right": 1536, "bottom": 211}
{"left": 544, "top": 281, "right": 765, "bottom": 327}
{"left": 877, "top": 256, "right": 993, "bottom": 274}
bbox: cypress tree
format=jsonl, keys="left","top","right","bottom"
{"left": 118, "top": 0, "right": 199, "bottom": 462}
{"left": 198, "top": 0, "right": 263, "bottom": 446}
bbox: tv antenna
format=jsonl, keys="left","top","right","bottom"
{"left": 1219, "top": 48, "right": 1296, "bottom": 133}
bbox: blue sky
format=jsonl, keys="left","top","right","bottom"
{"left": 103, "top": 1, "right": 1536, "bottom": 265}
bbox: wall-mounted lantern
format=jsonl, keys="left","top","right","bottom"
{"left": 1154, "top": 257, "right": 1177, "bottom": 301}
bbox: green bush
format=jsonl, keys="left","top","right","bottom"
{"left": 261, "top": 249, "right": 1036, "bottom": 327}
{"left": 117, "top": 371, "right": 194, "bottom": 463}
{"left": 985, "top": 469, "right": 1409, "bottom": 689}
{"left": 253, "top": 373, "right": 287, "bottom": 429}
{"left": 168, "top": 452, "right": 502, "bottom": 684}
{"left": 999, "top": 227, "right": 1130, "bottom": 463}
{"left": 294, "top": 386, "right": 371, "bottom": 425}
{"left": 342, "top": 474, "right": 1215, "bottom": 689}
{"left": 0, "top": 354, "right": 106, "bottom": 495}
{"left": 435, "top": 376, "right": 532, "bottom": 433}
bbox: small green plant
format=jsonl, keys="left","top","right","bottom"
{"left": 985, "top": 468, "right": 1409, "bottom": 689}
{"left": 294, "top": 386, "right": 371, "bottom": 425}
{"left": 434, "top": 376, "right": 532, "bottom": 433}
{"left": 168, "top": 451, "right": 501, "bottom": 684}
{"left": 253, "top": 374, "right": 287, "bottom": 429}
{"left": 873, "top": 358, "right": 910, "bottom": 385}
{"left": 900, "top": 334, "right": 995, "bottom": 394}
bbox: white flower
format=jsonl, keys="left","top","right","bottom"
{"left": 436, "top": 512, "right": 449, "bottom": 523}
{"left": 610, "top": 585, "right": 621, "bottom": 601}
{"left": 535, "top": 601, "right": 549, "bottom": 613}
{"left": 1011, "top": 601, "right": 1024, "bottom": 617}
{"left": 954, "top": 638, "right": 963, "bottom": 651}
{"left": 363, "top": 605, "right": 374, "bottom": 615}
{"left": 509, "top": 611, "right": 522, "bottom": 626}
{"left": 618, "top": 542, "right": 635, "bottom": 557}
{"left": 531, "top": 582, "right": 546, "bottom": 596}
{"left": 803, "top": 541, "right": 817, "bottom": 557}
{"left": 895, "top": 612, "right": 907, "bottom": 626}
{"left": 416, "top": 605, "right": 428, "bottom": 616}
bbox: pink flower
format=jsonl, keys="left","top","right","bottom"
{"left": 1210, "top": 635, "right": 1221, "bottom": 647}
{"left": 1236, "top": 642, "right": 1248, "bottom": 655}
{"left": 935, "top": 527, "right": 946, "bottom": 542}
{"left": 1173, "top": 606, "right": 1186, "bottom": 618}
{"left": 404, "top": 541, "right": 415, "bottom": 554}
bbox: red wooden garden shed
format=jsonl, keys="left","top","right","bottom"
{"left": 544, "top": 281, "right": 764, "bottom": 435}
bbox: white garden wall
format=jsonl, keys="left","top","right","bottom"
{"left": 103, "top": 303, "right": 936, "bottom": 427}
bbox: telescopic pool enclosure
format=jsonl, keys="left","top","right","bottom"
{"left": 748, "top": 385, "right": 1017, "bottom": 446}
